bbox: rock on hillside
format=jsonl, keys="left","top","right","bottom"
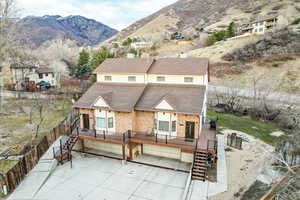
{"left": 110, "top": 0, "right": 300, "bottom": 42}
{"left": 15, "top": 15, "right": 118, "bottom": 47}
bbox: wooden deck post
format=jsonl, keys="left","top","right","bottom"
{"left": 81, "top": 139, "right": 85, "bottom": 152}
{"left": 122, "top": 145, "right": 126, "bottom": 160}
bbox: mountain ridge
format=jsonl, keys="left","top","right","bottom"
{"left": 15, "top": 15, "right": 118, "bottom": 47}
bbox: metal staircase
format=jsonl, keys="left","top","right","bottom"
{"left": 191, "top": 150, "right": 208, "bottom": 181}
{"left": 54, "top": 135, "right": 79, "bottom": 164}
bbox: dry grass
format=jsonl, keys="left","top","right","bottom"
{"left": 0, "top": 99, "right": 72, "bottom": 151}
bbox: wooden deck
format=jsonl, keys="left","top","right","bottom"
{"left": 73, "top": 126, "right": 217, "bottom": 153}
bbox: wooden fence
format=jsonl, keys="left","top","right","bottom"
{"left": 0, "top": 110, "right": 79, "bottom": 194}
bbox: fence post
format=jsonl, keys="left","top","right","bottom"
{"left": 76, "top": 127, "right": 79, "bottom": 136}
{"left": 103, "top": 130, "right": 106, "bottom": 140}
{"left": 59, "top": 139, "right": 63, "bottom": 163}
{"left": 94, "top": 129, "right": 97, "bottom": 138}
{"left": 155, "top": 134, "right": 158, "bottom": 143}
{"left": 123, "top": 133, "right": 126, "bottom": 143}
{"left": 53, "top": 147, "right": 55, "bottom": 159}
{"left": 165, "top": 135, "right": 168, "bottom": 144}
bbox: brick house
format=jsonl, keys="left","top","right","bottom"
{"left": 72, "top": 58, "right": 216, "bottom": 179}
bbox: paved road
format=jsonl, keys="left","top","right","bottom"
{"left": 208, "top": 85, "right": 300, "bottom": 105}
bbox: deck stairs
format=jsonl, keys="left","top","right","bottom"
{"left": 191, "top": 150, "right": 208, "bottom": 181}
{"left": 54, "top": 135, "right": 78, "bottom": 164}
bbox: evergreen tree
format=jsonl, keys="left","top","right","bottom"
{"left": 91, "top": 47, "right": 114, "bottom": 70}
{"left": 227, "top": 22, "right": 236, "bottom": 38}
{"left": 75, "top": 49, "right": 90, "bottom": 77}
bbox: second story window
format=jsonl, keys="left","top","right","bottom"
{"left": 128, "top": 76, "right": 136, "bottom": 82}
{"left": 104, "top": 76, "right": 112, "bottom": 81}
{"left": 157, "top": 76, "right": 165, "bottom": 82}
{"left": 184, "top": 77, "right": 194, "bottom": 83}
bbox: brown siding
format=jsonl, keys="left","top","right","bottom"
{"left": 177, "top": 114, "right": 200, "bottom": 138}
{"left": 115, "top": 112, "right": 135, "bottom": 133}
{"left": 134, "top": 111, "right": 154, "bottom": 133}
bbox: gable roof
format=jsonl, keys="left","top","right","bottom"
{"left": 73, "top": 83, "right": 146, "bottom": 112}
{"left": 36, "top": 67, "right": 53, "bottom": 74}
{"left": 74, "top": 83, "right": 207, "bottom": 115}
{"left": 147, "top": 58, "right": 209, "bottom": 75}
{"left": 153, "top": 94, "right": 176, "bottom": 111}
{"left": 94, "top": 58, "right": 154, "bottom": 74}
{"left": 135, "top": 84, "right": 206, "bottom": 115}
{"left": 93, "top": 92, "right": 112, "bottom": 108}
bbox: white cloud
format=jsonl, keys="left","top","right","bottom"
{"left": 17, "top": 0, "right": 177, "bottom": 30}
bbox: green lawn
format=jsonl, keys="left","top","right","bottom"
{"left": 207, "top": 110, "right": 285, "bottom": 146}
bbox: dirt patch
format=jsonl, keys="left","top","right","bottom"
{"left": 209, "top": 130, "right": 274, "bottom": 200}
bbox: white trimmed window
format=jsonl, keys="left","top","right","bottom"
{"left": 128, "top": 76, "right": 136, "bottom": 82}
{"left": 158, "top": 121, "right": 169, "bottom": 132}
{"left": 184, "top": 77, "right": 194, "bottom": 83}
{"left": 172, "top": 121, "right": 176, "bottom": 132}
{"left": 156, "top": 76, "right": 165, "bottom": 82}
{"left": 96, "top": 117, "right": 106, "bottom": 128}
{"left": 108, "top": 117, "right": 114, "bottom": 128}
{"left": 104, "top": 76, "right": 112, "bottom": 81}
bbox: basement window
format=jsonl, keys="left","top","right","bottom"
{"left": 156, "top": 76, "right": 165, "bottom": 82}
{"left": 158, "top": 121, "right": 169, "bottom": 132}
{"left": 128, "top": 76, "right": 136, "bottom": 82}
{"left": 104, "top": 76, "right": 112, "bottom": 81}
{"left": 184, "top": 77, "right": 194, "bottom": 83}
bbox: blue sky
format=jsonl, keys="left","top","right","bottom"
{"left": 17, "top": 0, "right": 177, "bottom": 30}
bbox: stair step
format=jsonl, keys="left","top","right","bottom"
{"left": 192, "top": 176, "right": 205, "bottom": 181}
{"left": 193, "top": 166, "right": 207, "bottom": 170}
{"left": 193, "top": 171, "right": 206, "bottom": 175}
{"left": 194, "top": 163, "right": 206, "bottom": 166}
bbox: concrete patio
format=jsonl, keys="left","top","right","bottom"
{"left": 8, "top": 152, "right": 189, "bottom": 200}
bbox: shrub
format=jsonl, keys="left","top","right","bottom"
{"left": 291, "top": 18, "right": 300, "bottom": 25}
{"left": 205, "top": 22, "right": 236, "bottom": 46}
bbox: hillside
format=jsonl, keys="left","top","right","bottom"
{"left": 110, "top": 0, "right": 299, "bottom": 42}
{"left": 14, "top": 15, "right": 118, "bottom": 47}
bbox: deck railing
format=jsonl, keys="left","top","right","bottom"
{"left": 75, "top": 127, "right": 129, "bottom": 142}
{"left": 74, "top": 127, "right": 205, "bottom": 150}
{"left": 130, "top": 131, "right": 198, "bottom": 149}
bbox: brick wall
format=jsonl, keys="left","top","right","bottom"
{"left": 115, "top": 111, "right": 135, "bottom": 133}
{"left": 177, "top": 114, "right": 200, "bottom": 138}
{"left": 134, "top": 111, "right": 154, "bottom": 133}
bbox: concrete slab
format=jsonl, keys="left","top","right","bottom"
{"left": 134, "top": 181, "right": 184, "bottom": 200}
{"left": 9, "top": 151, "right": 189, "bottom": 200}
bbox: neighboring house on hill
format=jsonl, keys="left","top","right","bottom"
{"left": 72, "top": 58, "right": 216, "bottom": 181}
{"left": 10, "top": 63, "right": 56, "bottom": 91}
{"left": 238, "top": 15, "right": 278, "bottom": 35}
{"left": 10, "top": 62, "right": 38, "bottom": 91}
{"left": 36, "top": 67, "right": 56, "bottom": 87}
